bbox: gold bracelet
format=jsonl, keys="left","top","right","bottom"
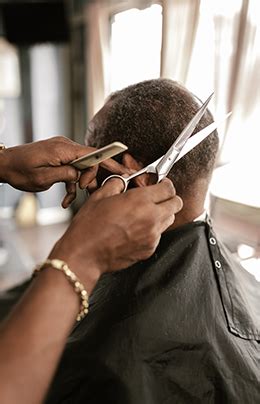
{"left": 34, "top": 258, "right": 89, "bottom": 322}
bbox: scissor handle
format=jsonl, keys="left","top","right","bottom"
{"left": 101, "top": 174, "right": 128, "bottom": 193}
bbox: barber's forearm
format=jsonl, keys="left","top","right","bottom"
{"left": 0, "top": 265, "right": 101, "bottom": 404}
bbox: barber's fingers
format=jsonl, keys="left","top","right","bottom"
{"left": 155, "top": 196, "right": 183, "bottom": 232}
{"left": 78, "top": 166, "right": 98, "bottom": 189}
{"left": 87, "top": 178, "right": 98, "bottom": 194}
{"left": 62, "top": 182, "right": 77, "bottom": 209}
{"left": 164, "top": 194, "right": 183, "bottom": 214}
{"left": 138, "top": 178, "right": 177, "bottom": 204}
{"left": 43, "top": 165, "right": 97, "bottom": 190}
{"left": 75, "top": 159, "right": 132, "bottom": 190}
{"left": 43, "top": 166, "right": 79, "bottom": 187}
{"left": 91, "top": 177, "right": 181, "bottom": 204}
{"left": 100, "top": 158, "right": 133, "bottom": 175}
{"left": 91, "top": 178, "right": 125, "bottom": 201}
{"left": 77, "top": 157, "right": 132, "bottom": 190}
{"left": 45, "top": 155, "right": 131, "bottom": 189}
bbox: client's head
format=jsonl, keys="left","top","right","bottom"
{"left": 86, "top": 79, "right": 219, "bottom": 225}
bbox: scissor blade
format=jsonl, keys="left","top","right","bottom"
{"left": 156, "top": 93, "right": 214, "bottom": 180}
{"left": 175, "top": 112, "right": 232, "bottom": 163}
{"left": 174, "top": 92, "right": 214, "bottom": 150}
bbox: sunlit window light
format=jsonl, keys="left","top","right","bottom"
{"left": 186, "top": 1, "right": 215, "bottom": 102}
{"left": 109, "top": 4, "right": 162, "bottom": 94}
{"left": 240, "top": 258, "right": 260, "bottom": 282}
{"left": 237, "top": 244, "right": 255, "bottom": 260}
{"left": 185, "top": 0, "right": 260, "bottom": 214}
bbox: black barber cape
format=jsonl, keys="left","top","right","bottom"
{"left": 45, "top": 219, "right": 260, "bottom": 404}
{"left": 1, "top": 220, "right": 259, "bottom": 403}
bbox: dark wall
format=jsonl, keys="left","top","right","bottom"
{"left": 0, "top": 1, "right": 69, "bottom": 45}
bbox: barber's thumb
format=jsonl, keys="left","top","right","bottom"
{"left": 173, "top": 195, "right": 183, "bottom": 213}
{"left": 92, "top": 178, "right": 124, "bottom": 201}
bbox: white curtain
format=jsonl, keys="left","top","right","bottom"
{"left": 213, "top": 0, "right": 260, "bottom": 163}
{"left": 84, "top": 0, "right": 158, "bottom": 120}
{"left": 161, "top": 0, "right": 260, "bottom": 165}
{"left": 160, "top": 0, "right": 201, "bottom": 84}
{"left": 84, "top": 1, "right": 111, "bottom": 120}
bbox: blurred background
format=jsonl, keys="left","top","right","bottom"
{"left": 0, "top": 0, "right": 259, "bottom": 290}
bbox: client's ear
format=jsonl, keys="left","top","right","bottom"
{"left": 122, "top": 153, "right": 150, "bottom": 187}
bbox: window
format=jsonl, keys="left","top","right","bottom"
{"left": 186, "top": 0, "right": 260, "bottom": 165}
{"left": 108, "top": 4, "right": 162, "bottom": 94}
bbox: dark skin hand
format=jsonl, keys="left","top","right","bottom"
{"left": 0, "top": 178, "right": 183, "bottom": 404}
{"left": 50, "top": 178, "right": 183, "bottom": 285}
{"left": 0, "top": 136, "right": 131, "bottom": 208}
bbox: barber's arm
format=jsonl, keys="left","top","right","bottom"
{"left": 0, "top": 178, "right": 183, "bottom": 404}
{"left": 0, "top": 136, "right": 129, "bottom": 207}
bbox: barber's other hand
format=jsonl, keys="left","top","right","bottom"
{"left": 49, "top": 178, "right": 183, "bottom": 292}
{"left": 2, "top": 137, "right": 128, "bottom": 208}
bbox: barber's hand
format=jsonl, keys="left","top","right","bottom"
{"left": 2, "top": 137, "right": 129, "bottom": 208}
{"left": 49, "top": 178, "right": 183, "bottom": 291}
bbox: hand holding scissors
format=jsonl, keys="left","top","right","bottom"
{"left": 102, "top": 94, "right": 230, "bottom": 193}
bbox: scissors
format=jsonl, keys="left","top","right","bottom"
{"left": 102, "top": 94, "right": 228, "bottom": 192}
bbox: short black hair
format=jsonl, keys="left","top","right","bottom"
{"left": 86, "top": 79, "right": 219, "bottom": 195}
